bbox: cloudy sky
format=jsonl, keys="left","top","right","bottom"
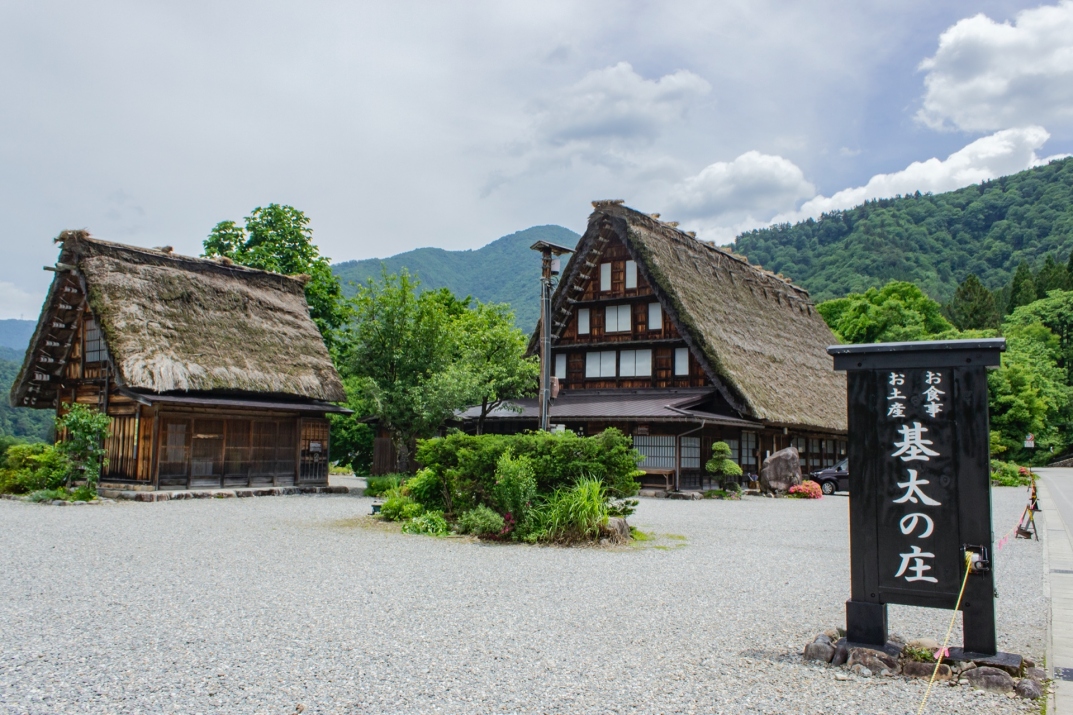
{"left": 3, "top": 0, "right": 1073, "bottom": 318}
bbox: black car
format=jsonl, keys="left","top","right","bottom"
{"left": 811, "top": 459, "right": 848, "bottom": 495}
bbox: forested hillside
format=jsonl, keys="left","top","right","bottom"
{"left": 735, "top": 157, "right": 1073, "bottom": 303}
{"left": 333, "top": 225, "right": 580, "bottom": 330}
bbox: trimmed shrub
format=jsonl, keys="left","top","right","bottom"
{"left": 380, "top": 489, "right": 424, "bottom": 521}
{"left": 0, "top": 443, "right": 71, "bottom": 495}
{"left": 404, "top": 468, "right": 445, "bottom": 511}
{"left": 456, "top": 505, "right": 505, "bottom": 536}
{"left": 401, "top": 510, "right": 450, "bottom": 536}
{"left": 789, "top": 480, "right": 823, "bottom": 499}
{"left": 991, "top": 460, "right": 1032, "bottom": 487}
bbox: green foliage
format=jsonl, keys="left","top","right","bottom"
{"left": 705, "top": 441, "right": 744, "bottom": 487}
{"left": 1007, "top": 262, "right": 1038, "bottom": 314}
{"left": 0, "top": 354, "right": 54, "bottom": 442}
{"left": 817, "top": 282, "right": 954, "bottom": 343}
{"left": 27, "top": 487, "right": 71, "bottom": 502}
{"left": 404, "top": 468, "right": 445, "bottom": 512}
{"left": 401, "top": 510, "right": 450, "bottom": 536}
{"left": 492, "top": 451, "right": 537, "bottom": 527}
{"left": 1006, "top": 289, "right": 1073, "bottom": 385}
{"left": 366, "top": 475, "right": 405, "bottom": 497}
{"left": 380, "top": 490, "right": 424, "bottom": 521}
{"left": 734, "top": 157, "right": 1073, "bottom": 303}
{"left": 903, "top": 645, "right": 936, "bottom": 663}
{"left": 990, "top": 460, "right": 1032, "bottom": 487}
{"left": 1036, "top": 254, "right": 1071, "bottom": 298}
{"left": 414, "top": 429, "right": 643, "bottom": 516}
{"left": 332, "top": 225, "right": 581, "bottom": 331}
{"left": 454, "top": 302, "right": 539, "bottom": 434}
{"left": 203, "top": 204, "right": 347, "bottom": 349}
{"left": 990, "top": 431, "right": 1008, "bottom": 458}
{"left": 988, "top": 319, "right": 1072, "bottom": 462}
{"left": 0, "top": 443, "right": 72, "bottom": 494}
{"left": 56, "top": 403, "right": 111, "bottom": 493}
{"left": 455, "top": 505, "right": 505, "bottom": 536}
{"left": 527, "top": 478, "right": 610, "bottom": 544}
{"left": 327, "top": 413, "right": 373, "bottom": 475}
{"left": 947, "top": 274, "right": 1000, "bottom": 330}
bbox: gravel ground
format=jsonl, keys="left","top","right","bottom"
{"left": 0, "top": 487, "right": 1045, "bottom": 715}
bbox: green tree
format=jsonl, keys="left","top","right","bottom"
{"left": 1036, "top": 254, "right": 1071, "bottom": 298}
{"left": 455, "top": 302, "right": 539, "bottom": 434}
{"left": 705, "top": 441, "right": 743, "bottom": 489}
{"left": 340, "top": 271, "right": 473, "bottom": 472}
{"left": 1007, "top": 262, "right": 1037, "bottom": 314}
{"left": 203, "top": 204, "right": 347, "bottom": 349}
{"left": 1005, "top": 290, "right": 1073, "bottom": 384}
{"left": 817, "top": 281, "right": 954, "bottom": 344}
{"left": 947, "top": 274, "right": 999, "bottom": 330}
{"left": 57, "top": 403, "right": 111, "bottom": 493}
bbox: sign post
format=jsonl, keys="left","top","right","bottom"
{"left": 828, "top": 338, "right": 1005, "bottom": 656}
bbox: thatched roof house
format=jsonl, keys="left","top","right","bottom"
{"left": 470, "top": 201, "right": 847, "bottom": 490}
{"left": 11, "top": 230, "right": 347, "bottom": 491}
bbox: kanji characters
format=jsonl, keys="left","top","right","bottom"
{"left": 893, "top": 469, "right": 942, "bottom": 506}
{"left": 889, "top": 372, "right": 905, "bottom": 386}
{"left": 891, "top": 422, "right": 940, "bottom": 461}
{"left": 887, "top": 402, "right": 906, "bottom": 418}
{"left": 894, "top": 546, "right": 938, "bottom": 583}
{"left": 899, "top": 512, "right": 935, "bottom": 538}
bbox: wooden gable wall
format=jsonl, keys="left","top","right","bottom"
{"left": 552, "top": 234, "right": 709, "bottom": 390}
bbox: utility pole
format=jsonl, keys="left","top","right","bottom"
{"left": 529, "top": 240, "right": 574, "bottom": 431}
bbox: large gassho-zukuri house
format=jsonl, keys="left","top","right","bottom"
{"left": 10, "top": 231, "right": 349, "bottom": 491}
{"left": 462, "top": 201, "right": 848, "bottom": 491}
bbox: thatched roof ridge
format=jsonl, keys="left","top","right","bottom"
{"left": 11, "top": 231, "right": 344, "bottom": 406}
{"left": 554, "top": 203, "right": 846, "bottom": 432}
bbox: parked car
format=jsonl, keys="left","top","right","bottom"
{"left": 811, "top": 459, "right": 849, "bottom": 495}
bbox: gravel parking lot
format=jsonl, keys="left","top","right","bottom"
{"left": 0, "top": 488, "right": 1045, "bottom": 715}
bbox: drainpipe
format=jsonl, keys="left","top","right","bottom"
{"left": 675, "top": 420, "right": 706, "bottom": 492}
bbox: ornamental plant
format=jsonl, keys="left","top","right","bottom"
{"left": 705, "top": 441, "right": 743, "bottom": 489}
{"left": 788, "top": 480, "right": 823, "bottom": 499}
{"left": 56, "top": 403, "right": 111, "bottom": 494}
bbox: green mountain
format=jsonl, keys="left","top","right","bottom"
{"left": 734, "top": 156, "right": 1073, "bottom": 303}
{"left": 0, "top": 319, "right": 35, "bottom": 351}
{"left": 332, "top": 225, "right": 581, "bottom": 331}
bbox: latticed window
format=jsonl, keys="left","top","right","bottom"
{"left": 741, "top": 431, "right": 758, "bottom": 470}
{"left": 634, "top": 435, "right": 675, "bottom": 470}
{"left": 680, "top": 437, "right": 701, "bottom": 469}
{"left": 84, "top": 317, "right": 108, "bottom": 364}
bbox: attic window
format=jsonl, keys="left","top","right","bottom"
{"left": 577, "top": 308, "right": 590, "bottom": 335}
{"left": 648, "top": 303, "right": 662, "bottom": 331}
{"left": 619, "top": 349, "right": 652, "bottom": 377}
{"left": 585, "top": 350, "right": 616, "bottom": 378}
{"left": 84, "top": 317, "right": 109, "bottom": 364}
{"left": 554, "top": 353, "right": 566, "bottom": 379}
{"left": 604, "top": 305, "right": 631, "bottom": 333}
{"left": 674, "top": 347, "right": 689, "bottom": 376}
{"left": 625, "top": 260, "right": 637, "bottom": 290}
{"left": 600, "top": 262, "right": 612, "bottom": 291}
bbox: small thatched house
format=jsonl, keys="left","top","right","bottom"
{"left": 462, "top": 201, "right": 847, "bottom": 490}
{"left": 10, "top": 231, "right": 348, "bottom": 490}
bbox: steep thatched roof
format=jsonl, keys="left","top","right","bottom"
{"left": 543, "top": 202, "right": 846, "bottom": 432}
{"left": 11, "top": 231, "right": 345, "bottom": 407}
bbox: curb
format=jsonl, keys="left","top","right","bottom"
{"left": 1037, "top": 478, "right": 1064, "bottom": 712}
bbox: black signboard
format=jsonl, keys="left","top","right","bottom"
{"left": 829, "top": 338, "right": 1005, "bottom": 656}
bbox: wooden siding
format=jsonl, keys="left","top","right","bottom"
{"left": 552, "top": 234, "right": 709, "bottom": 390}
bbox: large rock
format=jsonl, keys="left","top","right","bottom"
{"left": 902, "top": 661, "right": 952, "bottom": 680}
{"left": 604, "top": 517, "right": 630, "bottom": 544}
{"left": 1015, "top": 678, "right": 1043, "bottom": 699}
{"left": 846, "top": 647, "right": 898, "bottom": 676}
{"left": 759, "top": 447, "right": 802, "bottom": 494}
{"left": 963, "top": 666, "right": 1015, "bottom": 694}
{"left": 803, "top": 642, "right": 835, "bottom": 663}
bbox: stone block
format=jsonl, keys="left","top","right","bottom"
{"left": 963, "top": 666, "right": 1015, "bottom": 694}
{"left": 902, "top": 661, "right": 952, "bottom": 680}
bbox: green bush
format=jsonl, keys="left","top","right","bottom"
{"left": 493, "top": 451, "right": 536, "bottom": 527}
{"left": 456, "top": 505, "right": 505, "bottom": 536}
{"left": 27, "top": 487, "right": 71, "bottom": 502}
{"left": 0, "top": 443, "right": 72, "bottom": 495}
{"left": 527, "top": 477, "right": 610, "bottom": 544}
{"left": 414, "top": 428, "right": 643, "bottom": 515}
{"left": 380, "top": 488, "right": 425, "bottom": 521}
{"left": 366, "top": 474, "right": 405, "bottom": 497}
{"left": 401, "top": 510, "right": 449, "bottom": 536}
{"left": 404, "top": 468, "right": 445, "bottom": 511}
{"left": 991, "top": 460, "right": 1032, "bottom": 487}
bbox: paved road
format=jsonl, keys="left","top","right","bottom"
{"left": 1036, "top": 468, "right": 1073, "bottom": 712}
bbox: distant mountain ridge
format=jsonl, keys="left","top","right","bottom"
{"left": 734, "top": 157, "right": 1073, "bottom": 303}
{"left": 0, "top": 319, "right": 35, "bottom": 353}
{"left": 333, "top": 225, "right": 581, "bottom": 330}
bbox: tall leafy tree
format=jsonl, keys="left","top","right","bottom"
{"left": 947, "top": 274, "right": 999, "bottom": 330}
{"left": 1036, "top": 254, "right": 1071, "bottom": 298}
{"left": 340, "top": 271, "right": 473, "bottom": 472}
{"left": 816, "top": 281, "right": 954, "bottom": 344}
{"left": 454, "top": 302, "right": 539, "bottom": 435}
{"left": 1006, "top": 262, "right": 1037, "bottom": 314}
{"left": 203, "top": 204, "right": 347, "bottom": 348}
{"left": 1006, "top": 290, "right": 1073, "bottom": 384}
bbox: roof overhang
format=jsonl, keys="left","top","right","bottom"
{"left": 118, "top": 388, "right": 353, "bottom": 415}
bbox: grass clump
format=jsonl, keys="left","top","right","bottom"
{"left": 527, "top": 477, "right": 609, "bottom": 544}
{"left": 903, "top": 645, "right": 935, "bottom": 663}
{"left": 366, "top": 474, "right": 406, "bottom": 497}
{"left": 456, "top": 505, "right": 505, "bottom": 537}
{"left": 401, "top": 510, "right": 449, "bottom": 536}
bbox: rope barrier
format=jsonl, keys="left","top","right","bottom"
{"left": 916, "top": 551, "right": 974, "bottom": 715}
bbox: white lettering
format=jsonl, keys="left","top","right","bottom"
{"left": 893, "top": 469, "right": 942, "bottom": 506}
{"left": 891, "top": 422, "right": 940, "bottom": 462}
{"left": 895, "top": 545, "right": 938, "bottom": 583}
{"left": 899, "top": 512, "right": 935, "bottom": 538}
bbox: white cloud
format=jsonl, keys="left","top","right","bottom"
{"left": 667, "top": 151, "right": 814, "bottom": 223}
{"left": 777, "top": 126, "right": 1059, "bottom": 222}
{"left": 917, "top": 2, "right": 1073, "bottom": 132}
{"left": 536, "top": 62, "right": 711, "bottom": 148}
{"left": 0, "top": 281, "right": 44, "bottom": 320}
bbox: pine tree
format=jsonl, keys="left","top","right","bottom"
{"left": 1007, "top": 262, "right": 1038, "bottom": 313}
{"left": 949, "top": 274, "right": 999, "bottom": 330}
{"left": 1037, "top": 254, "right": 1071, "bottom": 298}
